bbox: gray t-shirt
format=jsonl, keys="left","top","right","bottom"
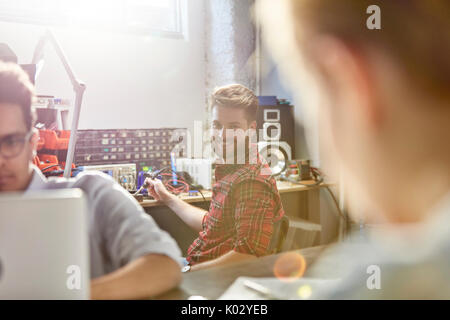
{"left": 309, "top": 193, "right": 450, "bottom": 299}
{"left": 26, "top": 166, "right": 182, "bottom": 278}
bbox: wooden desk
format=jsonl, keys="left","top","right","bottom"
{"left": 139, "top": 180, "right": 331, "bottom": 208}
{"left": 141, "top": 181, "right": 339, "bottom": 253}
{"left": 155, "top": 245, "right": 327, "bottom": 300}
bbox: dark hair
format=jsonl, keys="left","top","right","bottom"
{"left": 0, "top": 61, "right": 36, "bottom": 131}
{"left": 285, "top": 0, "right": 450, "bottom": 100}
{"left": 211, "top": 84, "right": 259, "bottom": 122}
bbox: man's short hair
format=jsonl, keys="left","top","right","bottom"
{"left": 211, "top": 84, "right": 258, "bottom": 122}
{"left": 262, "top": 0, "right": 450, "bottom": 101}
{"left": 0, "top": 61, "right": 36, "bottom": 131}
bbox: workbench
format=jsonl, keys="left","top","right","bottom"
{"left": 141, "top": 181, "right": 340, "bottom": 254}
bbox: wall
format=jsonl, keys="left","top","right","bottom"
{"left": 205, "top": 0, "right": 256, "bottom": 117}
{"left": 0, "top": 0, "right": 206, "bottom": 136}
{"left": 260, "top": 43, "right": 313, "bottom": 161}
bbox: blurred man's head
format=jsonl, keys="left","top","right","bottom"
{"left": 259, "top": 0, "right": 450, "bottom": 223}
{"left": 210, "top": 84, "right": 258, "bottom": 163}
{"left": 0, "top": 62, "right": 37, "bottom": 192}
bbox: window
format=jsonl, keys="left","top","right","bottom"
{"left": 0, "top": 0, "right": 185, "bottom": 38}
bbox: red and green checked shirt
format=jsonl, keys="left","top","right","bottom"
{"left": 186, "top": 159, "right": 285, "bottom": 265}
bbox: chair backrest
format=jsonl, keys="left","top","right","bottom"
{"left": 267, "top": 215, "right": 290, "bottom": 254}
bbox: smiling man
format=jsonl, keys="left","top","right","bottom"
{"left": 146, "top": 84, "right": 285, "bottom": 272}
{"left": 0, "top": 61, "right": 182, "bottom": 299}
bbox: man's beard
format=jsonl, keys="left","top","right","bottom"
{"left": 212, "top": 136, "right": 258, "bottom": 165}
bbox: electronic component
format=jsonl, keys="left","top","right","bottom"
{"left": 77, "top": 163, "right": 137, "bottom": 192}
{"left": 257, "top": 98, "right": 295, "bottom": 167}
{"left": 35, "top": 129, "right": 76, "bottom": 177}
{"left": 280, "top": 160, "right": 323, "bottom": 187}
{"left": 297, "top": 159, "right": 313, "bottom": 181}
{"left": 74, "top": 128, "right": 187, "bottom": 172}
{"left": 134, "top": 166, "right": 206, "bottom": 202}
{"left": 175, "top": 158, "right": 213, "bottom": 190}
{"left": 283, "top": 159, "right": 313, "bottom": 181}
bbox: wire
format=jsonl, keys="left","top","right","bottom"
{"left": 164, "top": 178, "right": 189, "bottom": 195}
{"left": 280, "top": 174, "right": 324, "bottom": 186}
{"left": 41, "top": 164, "right": 60, "bottom": 172}
{"left": 142, "top": 166, "right": 172, "bottom": 180}
{"left": 141, "top": 167, "right": 193, "bottom": 197}
{"left": 280, "top": 166, "right": 348, "bottom": 232}
{"left": 42, "top": 167, "right": 81, "bottom": 178}
{"left": 198, "top": 189, "right": 207, "bottom": 202}
{"left": 141, "top": 167, "right": 209, "bottom": 200}
{"left": 43, "top": 169, "right": 64, "bottom": 177}
{"left": 133, "top": 186, "right": 144, "bottom": 196}
{"left": 135, "top": 167, "right": 174, "bottom": 196}
{"left": 324, "top": 186, "right": 348, "bottom": 222}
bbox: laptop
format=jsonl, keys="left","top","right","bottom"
{"left": 0, "top": 189, "right": 90, "bottom": 299}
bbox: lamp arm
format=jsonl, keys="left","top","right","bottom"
{"left": 31, "top": 29, "right": 86, "bottom": 178}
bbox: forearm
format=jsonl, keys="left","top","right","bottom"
{"left": 165, "top": 193, "right": 207, "bottom": 232}
{"left": 90, "top": 254, "right": 181, "bottom": 300}
{"left": 190, "top": 250, "right": 256, "bottom": 271}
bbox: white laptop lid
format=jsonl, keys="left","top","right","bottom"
{"left": 0, "top": 189, "right": 89, "bottom": 299}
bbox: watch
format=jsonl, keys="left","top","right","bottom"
{"left": 181, "top": 265, "right": 191, "bottom": 273}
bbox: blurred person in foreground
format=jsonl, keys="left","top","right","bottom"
{"left": 258, "top": 0, "right": 450, "bottom": 299}
{"left": 0, "top": 62, "right": 182, "bottom": 299}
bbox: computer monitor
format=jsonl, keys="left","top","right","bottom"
{"left": 0, "top": 189, "right": 90, "bottom": 299}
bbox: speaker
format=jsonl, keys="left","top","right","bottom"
{"left": 258, "top": 141, "right": 292, "bottom": 175}
{"left": 256, "top": 98, "right": 295, "bottom": 175}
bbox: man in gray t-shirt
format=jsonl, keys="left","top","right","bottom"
{"left": 0, "top": 62, "right": 182, "bottom": 299}
{"left": 307, "top": 198, "right": 450, "bottom": 300}
{"left": 27, "top": 168, "right": 183, "bottom": 281}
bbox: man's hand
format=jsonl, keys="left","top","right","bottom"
{"left": 145, "top": 178, "right": 173, "bottom": 203}
{"left": 90, "top": 254, "right": 181, "bottom": 300}
{"left": 145, "top": 177, "right": 207, "bottom": 232}
{"left": 190, "top": 250, "right": 256, "bottom": 271}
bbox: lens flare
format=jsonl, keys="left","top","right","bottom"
{"left": 273, "top": 252, "right": 307, "bottom": 282}
{"left": 297, "top": 285, "right": 312, "bottom": 299}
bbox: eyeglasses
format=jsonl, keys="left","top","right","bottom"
{"left": 0, "top": 131, "right": 34, "bottom": 159}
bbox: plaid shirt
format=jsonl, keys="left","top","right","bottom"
{"left": 186, "top": 159, "right": 285, "bottom": 265}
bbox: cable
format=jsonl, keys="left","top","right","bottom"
{"left": 147, "top": 166, "right": 172, "bottom": 179}
{"left": 324, "top": 186, "right": 348, "bottom": 222}
{"left": 280, "top": 174, "right": 324, "bottom": 186}
{"left": 43, "top": 169, "right": 64, "bottom": 177}
{"left": 42, "top": 167, "right": 81, "bottom": 178}
{"left": 133, "top": 186, "right": 145, "bottom": 196}
{"left": 164, "top": 178, "right": 189, "bottom": 195}
{"left": 280, "top": 165, "right": 347, "bottom": 232}
{"left": 279, "top": 164, "right": 328, "bottom": 187}
{"left": 138, "top": 166, "right": 209, "bottom": 201}
{"left": 41, "top": 164, "right": 60, "bottom": 172}
{"left": 198, "top": 189, "right": 207, "bottom": 202}
{"left": 134, "top": 167, "right": 173, "bottom": 195}
{"left": 138, "top": 167, "right": 193, "bottom": 197}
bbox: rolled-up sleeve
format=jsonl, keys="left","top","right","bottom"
{"left": 76, "top": 173, "right": 182, "bottom": 270}
{"left": 231, "top": 180, "right": 276, "bottom": 256}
